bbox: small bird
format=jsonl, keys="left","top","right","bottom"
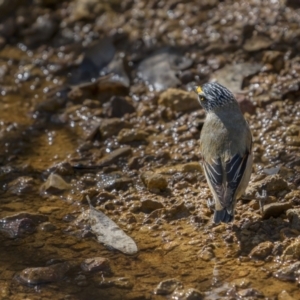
{"left": 194, "top": 82, "right": 253, "bottom": 223}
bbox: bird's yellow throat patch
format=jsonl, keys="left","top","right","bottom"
{"left": 196, "top": 86, "right": 202, "bottom": 94}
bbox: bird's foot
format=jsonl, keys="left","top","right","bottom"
{"left": 207, "top": 198, "right": 215, "bottom": 211}
{"left": 256, "top": 189, "right": 267, "bottom": 215}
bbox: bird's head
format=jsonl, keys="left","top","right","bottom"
{"left": 194, "top": 82, "right": 236, "bottom": 112}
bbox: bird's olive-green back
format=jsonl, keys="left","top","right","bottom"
{"left": 200, "top": 102, "right": 252, "bottom": 163}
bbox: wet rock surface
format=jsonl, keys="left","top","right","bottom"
{"left": 141, "top": 171, "right": 168, "bottom": 192}
{"left": 249, "top": 241, "right": 273, "bottom": 260}
{"left": 0, "top": 213, "right": 48, "bottom": 238}
{"left": 0, "top": 0, "right": 300, "bottom": 299}
{"left": 16, "top": 262, "right": 70, "bottom": 285}
{"left": 154, "top": 278, "right": 182, "bottom": 295}
{"left": 41, "top": 173, "right": 71, "bottom": 194}
{"left": 158, "top": 88, "right": 199, "bottom": 112}
{"left": 81, "top": 257, "right": 110, "bottom": 273}
{"left": 286, "top": 208, "right": 300, "bottom": 230}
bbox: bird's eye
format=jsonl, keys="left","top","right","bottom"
{"left": 199, "top": 96, "right": 205, "bottom": 101}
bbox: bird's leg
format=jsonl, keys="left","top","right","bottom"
{"left": 207, "top": 198, "right": 215, "bottom": 211}
{"left": 256, "top": 189, "right": 267, "bottom": 215}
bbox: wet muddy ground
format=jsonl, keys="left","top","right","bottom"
{"left": 1, "top": 0, "right": 300, "bottom": 299}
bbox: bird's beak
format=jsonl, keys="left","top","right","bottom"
{"left": 194, "top": 86, "right": 203, "bottom": 94}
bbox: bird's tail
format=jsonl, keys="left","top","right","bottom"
{"left": 213, "top": 209, "right": 234, "bottom": 223}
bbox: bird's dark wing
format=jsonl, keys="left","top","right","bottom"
{"left": 203, "top": 157, "right": 225, "bottom": 204}
{"left": 203, "top": 152, "right": 250, "bottom": 209}
{"left": 224, "top": 152, "right": 250, "bottom": 208}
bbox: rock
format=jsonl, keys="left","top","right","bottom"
{"left": 243, "top": 35, "right": 272, "bottom": 52}
{"left": 172, "top": 288, "right": 204, "bottom": 300}
{"left": 0, "top": 218, "right": 36, "bottom": 238}
{"left": 117, "top": 128, "right": 148, "bottom": 143}
{"left": 0, "top": 165, "right": 15, "bottom": 180}
{"left": 98, "top": 277, "right": 134, "bottom": 289}
{"left": 286, "top": 136, "right": 300, "bottom": 147}
{"left": 48, "top": 161, "right": 74, "bottom": 176}
{"left": 38, "top": 222, "right": 57, "bottom": 232}
{"left": 83, "top": 99, "right": 101, "bottom": 108}
{"left": 74, "top": 274, "right": 88, "bottom": 287}
{"left": 262, "top": 166, "right": 281, "bottom": 176}
{"left": 0, "top": 282, "right": 9, "bottom": 298}
{"left": 166, "top": 201, "right": 190, "bottom": 220}
{"left": 86, "top": 198, "right": 138, "bottom": 255}
{"left": 140, "top": 199, "right": 164, "bottom": 213}
{"left": 198, "top": 248, "right": 214, "bottom": 261}
{"left": 284, "top": 0, "right": 300, "bottom": 8}
{"left": 41, "top": 173, "right": 71, "bottom": 194}
{"left": 273, "top": 261, "right": 300, "bottom": 281}
{"left": 237, "top": 288, "right": 264, "bottom": 298}
{"left": 0, "top": 212, "right": 48, "bottom": 238}
{"left": 96, "top": 146, "right": 132, "bottom": 167}
{"left": 179, "top": 70, "right": 195, "bottom": 84}
{"left": 105, "top": 96, "right": 135, "bottom": 118}
{"left": 81, "top": 257, "right": 110, "bottom": 273}
{"left": 70, "top": 0, "right": 111, "bottom": 22}
{"left": 22, "top": 14, "right": 59, "bottom": 46}
{"left": 163, "top": 241, "right": 179, "bottom": 252}
{"left": 184, "top": 288, "right": 204, "bottom": 300}
{"left": 286, "top": 209, "right": 300, "bottom": 230}
{"left": 95, "top": 73, "right": 130, "bottom": 95}
{"left": 141, "top": 171, "right": 168, "bottom": 191}
{"left": 74, "top": 188, "right": 95, "bottom": 204}
{"left": 158, "top": 89, "right": 199, "bottom": 112}
{"left": 248, "top": 199, "right": 260, "bottom": 210}
{"left": 211, "top": 63, "right": 262, "bottom": 94}
{"left": 144, "top": 208, "right": 164, "bottom": 221}
{"left": 103, "top": 201, "right": 115, "bottom": 210}
{"left": 67, "top": 72, "right": 128, "bottom": 97}
{"left": 278, "top": 290, "right": 296, "bottom": 300}
{"left": 212, "top": 224, "right": 226, "bottom": 233}
{"left": 96, "top": 191, "right": 116, "bottom": 203}
{"left": 0, "top": 36, "right": 5, "bottom": 49}
{"left": 249, "top": 241, "right": 273, "bottom": 260}
{"left": 235, "top": 94, "right": 256, "bottom": 115}
{"left": 245, "top": 175, "right": 290, "bottom": 198}
{"left": 0, "top": 213, "right": 48, "bottom": 224}
{"left": 138, "top": 48, "right": 192, "bottom": 91}
{"left": 282, "top": 239, "right": 300, "bottom": 260}
{"left": 154, "top": 278, "right": 182, "bottom": 295}
{"left": 286, "top": 125, "right": 300, "bottom": 137}
{"left": 128, "top": 156, "right": 142, "bottom": 170}
{"left": 173, "top": 181, "right": 189, "bottom": 190}
{"left": 99, "top": 118, "right": 132, "bottom": 138}
{"left": 279, "top": 228, "right": 300, "bottom": 240}
{"left": 0, "top": 0, "right": 21, "bottom": 18}
{"left": 34, "top": 0, "right": 61, "bottom": 4}
{"left": 97, "top": 173, "right": 132, "bottom": 191}
{"left": 262, "top": 202, "right": 293, "bottom": 219}
{"left": 38, "top": 206, "right": 60, "bottom": 214}
{"left": 262, "top": 51, "right": 284, "bottom": 72}
{"left": 119, "top": 213, "right": 137, "bottom": 224}
{"left": 156, "top": 162, "right": 202, "bottom": 175}
{"left": 8, "top": 176, "right": 36, "bottom": 195}
{"left": 231, "top": 278, "right": 251, "bottom": 288}
{"left": 16, "top": 262, "right": 70, "bottom": 285}
{"left": 104, "top": 56, "right": 130, "bottom": 88}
